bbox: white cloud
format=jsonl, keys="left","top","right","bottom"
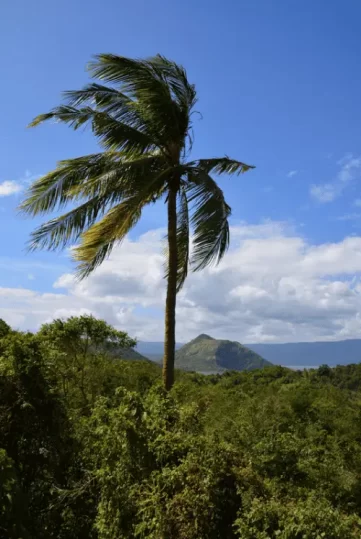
{"left": 287, "top": 170, "right": 298, "bottom": 178}
{"left": 310, "top": 154, "right": 361, "bottom": 203}
{"left": 0, "top": 170, "right": 41, "bottom": 199}
{"left": 310, "top": 183, "right": 338, "bottom": 203}
{"left": 0, "top": 181, "right": 23, "bottom": 197}
{"left": 4, "top": 223, "right": 361, "bottom": 344}
{"left": 354, "top": 199, "right": 361, "bottom": 207}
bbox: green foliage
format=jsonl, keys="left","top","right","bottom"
{"left": 3, "top": 317, "right": 361, "bottom": 537}
{"left": 37, "top": 314, "right": 139, "bottom": 411}
{"left": 0, "top": 331, "right": 76, "bottom": 537}
{"left": 0, "top": 319, "right": 11, "bottom": 339}
{"left": 21, "top": 54, "right": 253, "bottom": 287}
{"left": 0, "top": 449, "right": 27, "bottom": 539}
{"left": 82, "top": 387, "right": 240, "bottom": 538}
{"left": 235, "top": 495, "right": 361, "bottom": 538}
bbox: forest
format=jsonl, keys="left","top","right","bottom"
{"left": 2, "top": 314, "right": 361, "bottom": 538}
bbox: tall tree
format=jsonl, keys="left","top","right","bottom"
{"left": 20, "top": 54, "right": 254, "bottom": 390}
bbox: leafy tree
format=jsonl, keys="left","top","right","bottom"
{"left": 82, "top": 386, "right": 240, "bottom": 538}
{"left": 37, "top": 314, "right": 137, "bottom": 411}
{"left": 5, "top": 317, "right": 361, "bottom": 536}
{"left": 0, "top": 331, "right": 75, "bottom": 538}
{"left": 0, "top": 318, "right": 11, "bottom": 338}
{"left": 0, "top": 449, "right": 27, "bottom": 539}
{"left": 20, "top": 53, "right": 254, "bottom": 389}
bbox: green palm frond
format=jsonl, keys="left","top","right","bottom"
{"left": 28, "top": 194, "right": 113, "bottom": 252}
{"left": 73, "top": 168, "right": 172, "bottom": 279}
{"left": 73, "top": 197, "right": 143, "bottom": 279}
{"left": 187, "top": 170, "right": 231, "bottom": 271}
{"left": 176, "top": 187, "right": 190, "bottom": 291}
{"left": 63, "top": 83, "right": 130, "bottom": 107}
{"left": 189, "top": 157, "right": 255, "bottom": 175}
{"left": 22, "top": 52, "right": 255, "bottom": 294}
{"left": 19, "top": 153, "right": 121, "bottom": 216}
{"left": 88, "top": 54, "right": 195, "bottom": 146}
{"left": 150, "top": 55, "right": 197, "bottom": 110}
{"left": 68, "top": 154, "right": 165, "bottom": 199}
{"left": 164, "top": 186, "right": 190, "bottom": 292}
{"left": 29, "top": 106, "right": 155, "bottom": 155}
{"left": 29, "top": 105, "right": 94, "bottom": 129}
{"left": 23, "top": 153, "right": 166, "bottom": 252}
{"left": 90, "top": 111, "right": 154, "bottom": 152}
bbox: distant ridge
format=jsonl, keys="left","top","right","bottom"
{"left": 108, "top": 346, "right": 150, "bottom": 362}
{"left": 175, "top": 334, "right": 271, "bottom": 373}
{"left": 137, "top": 338, "right": 361, "bottom": 369}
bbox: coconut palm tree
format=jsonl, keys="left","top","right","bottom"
{"left": 20, "top": 54, "right": 254, "bottom": 390}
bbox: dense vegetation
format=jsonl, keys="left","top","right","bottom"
{"left": 175, "top": 333, "right": 271, "bottom": 372}
{"left": 2, "top": 315, "right": 361, "bottom": 537}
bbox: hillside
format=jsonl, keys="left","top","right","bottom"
{"left": 116, "top": 347, "right": 149, "bottom": 361}
{"left": 175, "top": 334, "right": 271, "bottom": 372}
{"left": 105, "top": 345, "right": 150, "bottom": 361}
{"left": 137, "top": 338, "right": 361, "bottom": 369}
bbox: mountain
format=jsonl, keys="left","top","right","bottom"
{"left": 106, "top": 346, "right": 150, "bottom": 361}
{"left": 137, "top": 338, "right": 361, "bottom": 369}
{"left": 175, "top": 334, "right": 271, "bottom": 373}
{"left": 246, "top": 339, "right": 361, "bottom": 368}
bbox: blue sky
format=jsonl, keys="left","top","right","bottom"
{"left": 2, "top": 0, "right": 361, "bottom": 342}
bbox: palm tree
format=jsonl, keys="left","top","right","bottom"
{"left": 20, "top": 54, "right": 254, "bottom": 390}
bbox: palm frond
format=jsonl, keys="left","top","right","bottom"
{"left": 188, "top": 157, "right": 255, "bottom": 175}
{"left": 91, "top": 111, "right": 154, "bottom": 152}
{"left": 164, "top": 186, "right": 190, "bottom": 292}
{"left": 19, "top": 152, "right": 120, "bottom": 216}
{"left": 28, "top": 105, "right": 94, "bottom": 129}
{"left": 21, "top": 152, "right": 166, "bottom": 252}
{"left": 147, "top": 55, "right": 197, "bottom": 138}
{"left": 187, "top": 170, "right": 231, "bottom": 271}
{"left": 88, "top": 54, "right": 192, "bottom": 146}
{"left": 27, "top": 194, "right": 115, "bottom": 252}
{"left": 175, "top": 187, "right": 190, "bottom": 291}
{"left": 63, "top": 83, "right": 129, "bottom": 107}
{"left": 69, "top": 154, "right": 165, "bottom": 199}
{"left": 29, "top": 105, "right": 155, "bottom": 155}
{"left": 63, "top": 84, "right": 157, "bottom": 140}
{"left": 19, "top": 153, "right": 120, "bottom": 216}
{"left": 73, "top": 168, "right": 172, "bottom": 279}
{"left": 72, "top": 198, "right": 142, "bottom": 279}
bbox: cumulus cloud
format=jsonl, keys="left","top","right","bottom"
{"left": 0, "top": 181, "right": 23, "bottom": 197}
{"left": 310, "top": 154, "right": 361, "bottom": 203}
{"left": 4, "top": 223, "right": 361, "bottom": 344}
{"left": 287, "top": 170, "right": 298, "bottom": 178}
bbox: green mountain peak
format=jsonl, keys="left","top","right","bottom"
{"left": 192, "top": 333, "right": 214, "bottom": 342}
{"left": 175, "top": 334, "right": 271, "bottom": 373}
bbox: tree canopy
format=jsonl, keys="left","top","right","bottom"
{"left": 1, "top": 315, "right": 361, "bottom": 537}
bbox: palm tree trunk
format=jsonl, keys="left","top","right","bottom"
{"left": 163, "top": 186, "right": 178, "bottom": 390}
